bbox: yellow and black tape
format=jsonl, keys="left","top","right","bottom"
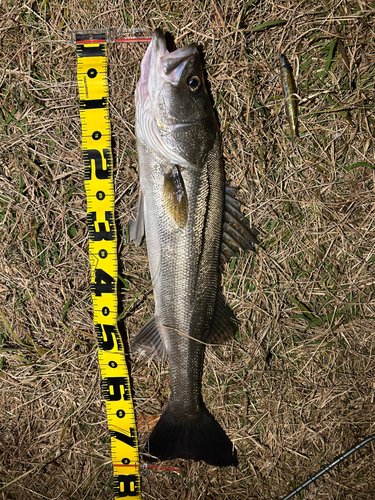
{"left": 75, "top": 31, "right": 143, "bottom": 499}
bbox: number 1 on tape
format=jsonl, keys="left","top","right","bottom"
{"left": 74, "top": 30, "right": 150, "bottom": 499}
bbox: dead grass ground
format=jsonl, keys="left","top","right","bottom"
{"left": 1, "top": 0, "right": 375, "bottom": 499}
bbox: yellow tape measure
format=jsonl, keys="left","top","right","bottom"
{"left": 74, "top": 28, "right": 150, "bottom": 499}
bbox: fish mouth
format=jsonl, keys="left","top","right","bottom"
{"left": 136, "top": 29, "right": 197, "bottom": 105}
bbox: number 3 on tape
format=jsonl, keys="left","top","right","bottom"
{"left": 75, "top": 32, "right": 141, "bottom": 499}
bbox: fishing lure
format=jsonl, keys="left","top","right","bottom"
{"left": 279, "top": 53, "right": 299, "bottom": 138}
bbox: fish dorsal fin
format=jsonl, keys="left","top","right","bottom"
{"left": 162, "top": 165, "right": 188, "bottom": 228}
{"left": 206, "top": 291, "right": 238, "bottom": 344}
{"left": 129, "top": 189, "right": 145, "bottom": 247}
{"left": 131, "top": 314, "right": 168, "bottom": 362}
{"left": 220, "top": 186, "right": 259, "bottom": 265}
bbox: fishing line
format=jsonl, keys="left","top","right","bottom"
{"left": 73, "top": 27, "right": 151, "bottom": 499}
{"left": 161, "top": 324, "right": 224, "bottom": 347}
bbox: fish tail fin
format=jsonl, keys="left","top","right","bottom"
{"left": 146, "top": 402, "right": 238, "bottom": 467}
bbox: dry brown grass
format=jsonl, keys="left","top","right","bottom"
{"left": 1, "top": 0, "right": 375, "bottom": 498}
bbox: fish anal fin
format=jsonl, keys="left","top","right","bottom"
{"left": 207, "top": 291, "right": 238, "bottom": 344}
{"left": 162, "top": 165, "right": 188, "bottom": 228}
{"left": 129, "top": 189, "right": 145, "bottom": 247}
{"left": 131, "top": 314, "right": 167, "bottom": 362}
{"left": 220, "top": 187, "right": 259, "bottom": 264}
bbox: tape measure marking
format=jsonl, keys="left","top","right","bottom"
{"left": 76, "top": 34, "right": 141, "bottom": 499}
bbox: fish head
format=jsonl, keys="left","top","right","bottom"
{"left": 135, "top": 29, "right": 217, "bottom": 168}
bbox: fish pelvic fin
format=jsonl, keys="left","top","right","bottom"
{"left": 220, "top": 186, "right": 259, "bottom": 266}
{"left": 129, "top": 189, "right": 145, "bottom": 247}
{"left": 146, "top": 402, "right": 238, "bottom": 467}
{"left": 131, "top": 314, "right": 168, "bottom": 362}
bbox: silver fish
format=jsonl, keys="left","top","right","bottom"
{"left": 130, "top": 29, "right": 258, "bottom": 466}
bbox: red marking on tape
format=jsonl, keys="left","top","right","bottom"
{"left": 76, "top": 39, "right": 106, "bottom": 44}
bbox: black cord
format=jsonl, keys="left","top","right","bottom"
{"left": 280, "top": 434, "right": 375, "bottom": 500}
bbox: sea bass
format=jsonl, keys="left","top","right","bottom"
{"left": 131, "top": 29, "right": 257, "bottom": 466}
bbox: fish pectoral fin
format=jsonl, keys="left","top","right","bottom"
{"left": 131, "top": 314, "right": 168, "bottom": 362}
{"left": 207, "top": 291, "right": 238, "bottom": 344}
{"left": 220, "top": 186, "right": 260, "bottom": 265}
{"left": 129, "top": 189, "right": 145, "bottom": 246}
{"left": 162, "top": 166, "right": 188, "bottom": 228}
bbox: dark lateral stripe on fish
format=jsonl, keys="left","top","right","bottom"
{"left": 279, "top": 53, "right": 299, "bottom": 138}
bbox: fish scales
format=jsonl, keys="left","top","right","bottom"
{"left": 131, "top": 29, "right": 257, "bottom": 466}
{"left": 137, "top": 134, "right": 223, "bottom": 414}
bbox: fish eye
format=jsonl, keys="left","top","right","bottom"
{"left": 188, "top": 76, "right": 201, "bottom": 92}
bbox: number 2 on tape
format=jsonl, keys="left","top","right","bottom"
{"left": 75, "top": 34, "right": 141, "bottom": 499}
